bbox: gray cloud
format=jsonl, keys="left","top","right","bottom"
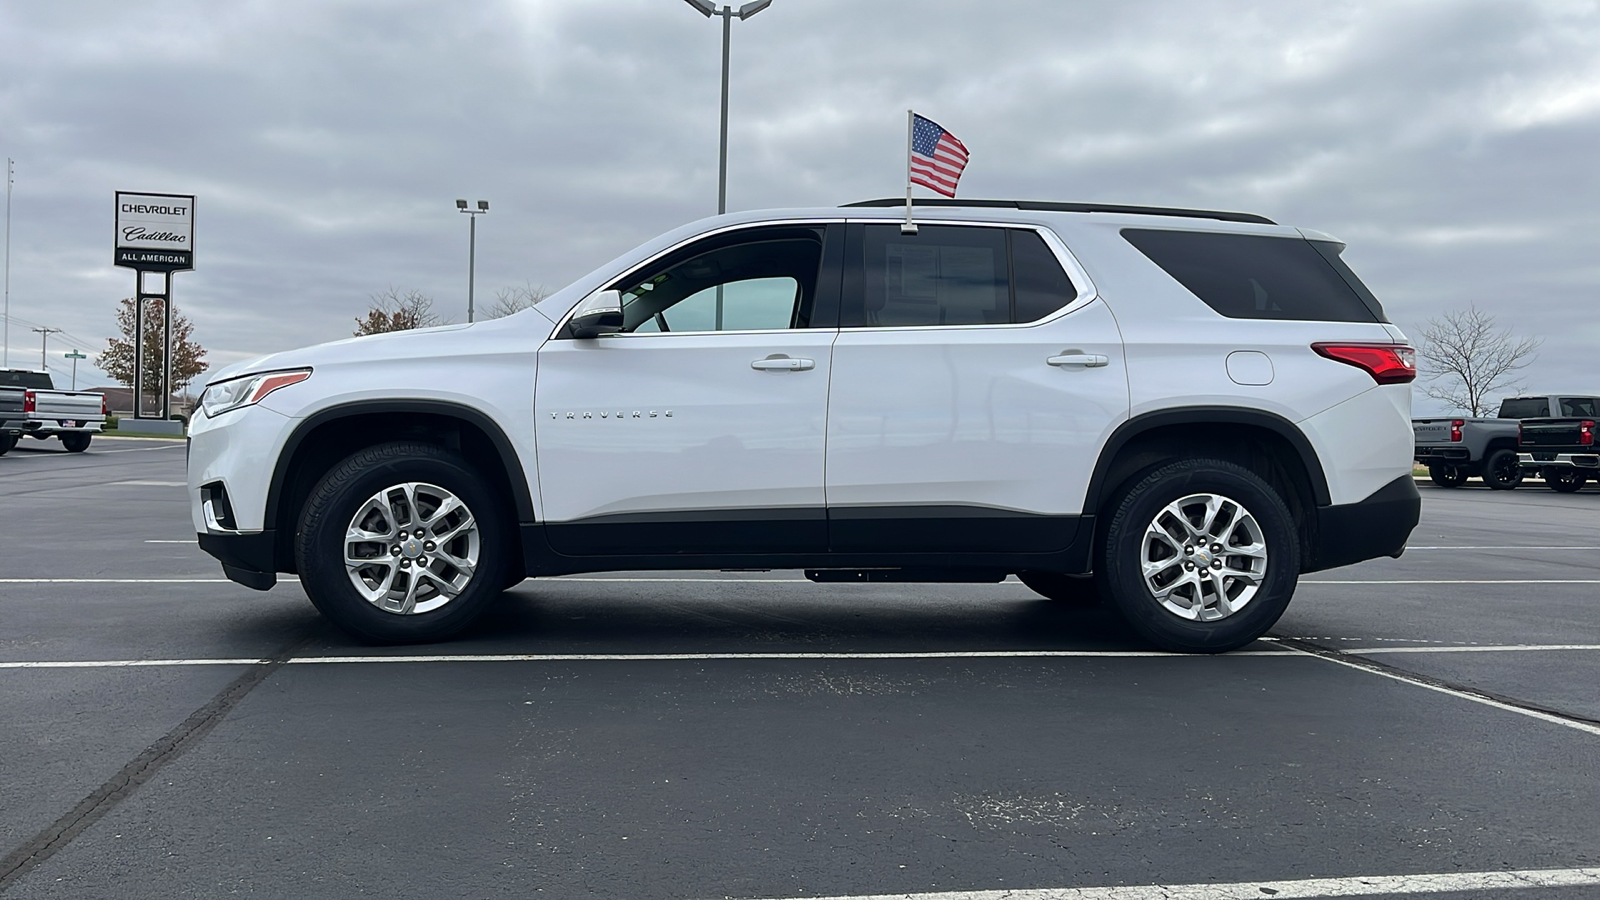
{"left": 2, "top": 0, "right": 1596, "bottom": 408}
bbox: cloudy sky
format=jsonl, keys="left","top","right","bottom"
{"left": 2, "top": 0, "right": 1598, "bottom": 411}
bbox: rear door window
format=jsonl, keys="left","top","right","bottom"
{"left": 1122, "top": 229, "right": 1383, "bottom": 323}
{"left": 1560, "top": 397, "right": 1598, "bottom": 417}
{"left": 843, "top": 225, "right": 1080, "bottom": 327}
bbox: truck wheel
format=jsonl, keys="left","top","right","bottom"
{"left": 1482, "top": 449, "right": 1523, "bottom": 490}
{"left": 0, "top": 432, "right": 14, "bottom": 455}
{"left": 1545, "top": 468, "right": 1588, "bottom": 493}
{"left": 1018, "top": 571, "right": 1101, "bottom": 605}
{"left": 60, "top": 433, "right": 92, "bottom": 453}
{"left": 1098, "top": 458, "right": 1299, "bottom": 654}
{"left": 1427, "top": 462, "right": 1467, "bottom": 488}
{"left": 294, "top": 441, "right": 510, "bottom": 644}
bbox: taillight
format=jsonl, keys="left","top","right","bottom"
{"left": 23, "top": 390, "right": 35, "bottom": 414}
{"left": 1582, "top": 421, "right": 1596, "bottom": 447}
{"left": 1311, "top": 343, "right": 1417, "bottom": 385}
{"left": 101, "top": 394, "right": 109, "bottom": 416}
{"left": 1450, "top": 420, "right": 1463, "bottom": 442}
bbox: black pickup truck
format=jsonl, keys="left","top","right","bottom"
{"left": 1519, "top": 410, "right": 1600, "bottom": 492}
{"left": 0, "top": 384, "right": 25, "bottom": 455}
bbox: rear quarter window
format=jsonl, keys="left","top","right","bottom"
{"left": 0, "top": 371, "right": 53, "bottom": 389}
{"left": 1122, "top": 228, "right": 1383, "bottom": 323}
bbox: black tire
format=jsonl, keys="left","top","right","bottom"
{"left": 294, "top": 441, "right": 512, "bottom": 643}
{"left": 1482, "top": 448, "right": 1522, "bottom": 490}
{"left": 1427, "top": 462, "right": 1467, "bottom": 488}
{"left": 1545, "top": 467, "right": 1588, "bottom": 493}
{"left": 1018, "top": 571, "right": 1101, "bottom": 605}
{"left": 0, "top": 431, "right": 15, "bottom": 455}
{"left": 1098, "top": 458, "right": 1299, "bottom": 654}
{"left": 60, "top": 433, "right": 92, "bottom": 453}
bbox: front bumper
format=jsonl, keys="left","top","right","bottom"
{"left": 1305, "top": 474, "right": 1420, "bottom": 573}
{"left": 196, "top": 531, "right": 278, "bottom": 591}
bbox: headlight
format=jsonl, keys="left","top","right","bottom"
{"left": 198, "top": 369, "right": 312, "bottom": 418}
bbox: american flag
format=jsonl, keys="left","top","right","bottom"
{"left": 909, "top": 113, "right": 969, "bottom": 197}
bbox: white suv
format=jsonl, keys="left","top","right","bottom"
{"left": 188, "top": 199, "right": 1420, "bottom": 653}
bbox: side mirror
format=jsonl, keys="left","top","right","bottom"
{"left": 567, "top": 289, "right": 624, "bottom": 339}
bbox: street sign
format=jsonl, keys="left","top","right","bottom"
{"left": 114, "top": 192, "right": 194, "bottom": 271}
{"left": 64, "top": 350, "right": 86, "bottom": 359}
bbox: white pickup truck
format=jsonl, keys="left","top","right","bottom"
{"left": 0, "top": 369, "right": 108, "bottom": 452}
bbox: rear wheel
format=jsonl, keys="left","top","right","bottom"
{"left": 1427, "top": 462, "right": 1467, "bottom": 488}
{"left": 294, "top": 441, "right": 510, "bottom": 643}
{"left": 1098, "top": 458, "right": 1299, "bottom": 654}
{"left": 60, "top": 433, "right": 92, "bottom": 453}
{"left": 1018, "top": 571, "right": 1101, "bottom": 605}
{"left": 0, "top": 431, "right": 15, "bottom": 455}
{"left": 1545, "top": 467, "right": 1588, "bottom": 493}
{"left": 1482, "top": 449, "right": 1523, "bottom": 490}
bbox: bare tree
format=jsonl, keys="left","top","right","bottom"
{"left": 354, "top": 288, "right": 444, "bottom": 336}
{"left": 1417, "top": 305, "right": 1541, "bottom": 417}
{"left": 484, "top": 282, "right": 550, "bottom": 319}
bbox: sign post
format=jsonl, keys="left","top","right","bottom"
{"left": 114, "top": 192, "right": 194, "bottom": 421}
{"left": 64, "top": 349, "right": 86, "bottom": 390}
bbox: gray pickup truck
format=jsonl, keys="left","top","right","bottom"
{"left": 0, "top": 369, "right": 108, "bottom": 453}
{"left": 1519, "top": 407, "right": 1600, "bottom": 492}
{"left": 1413, "top": 395, "right": 1600, "bottom": 489}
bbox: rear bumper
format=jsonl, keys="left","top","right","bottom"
{"left": 1519, "top": 452, "right": 1600, "bottom": 471}
{"left": 1414, "top": 445, "right": 1470, "bottom": 462}
{"left": 196, "top": 530, "right": 278, "bottom": 591}
{"left": 1305, "top": 474, "right": 1420, "bottom": 573}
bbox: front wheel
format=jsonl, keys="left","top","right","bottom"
{"left": 1098, "top": 458, "right": 1299, "bottom": 654}
{"left": 1427, "top": 462, "right": 1468, "bottom": 488}
{"left": 60, "top": 433, "right": 92, "bottom": 453}
{"left": 294, "top": 441, "right": 511, "bottom": 643}
{"left": 1482, "top": 449, "right": 1523, "bottom": 490}
{"left": 1545, "top": 467, "right": 1588, "bottom": 493}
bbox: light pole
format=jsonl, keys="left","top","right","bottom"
{"left": 682, "top": 0, "right": 773, "bottom": 216}
{"left": 4, "top": 158, "right": 12, "bottom": 368}
{"left": 65, "top": 349, "right": 86, "bottom": 389}
{"left": 32, "top": 326, "right": 60, "bottom": 372}
{"left": 456, "top": 199, "right": 488, "bottom": 323}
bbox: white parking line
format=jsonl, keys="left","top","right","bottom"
{"left": 738, "top": 866, "right": 1600, "bottom": 899}
{"left": 110, "top": 480, "right": 186, "bottom": 487}
{"left": 0, "top": 650, "right": 1299, "bottom": 669}
{"left": 1350, "top": 643, "right": 1600, "bottom": 654}
{"left": 1404, "top": 545, "right": 1600, "bottom": 550}
{"left": 1286, "top": 646, "right": 1600, "bottom": 737}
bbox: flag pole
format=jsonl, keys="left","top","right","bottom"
{"left": 902, "top": 110, "right": 918, "bottom": 235}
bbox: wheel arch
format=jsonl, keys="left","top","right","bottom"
{"left": 265, "top": 400, "right": 534, "bottom": 573}
{"left": 1084, "top": 407, "right": 1331, "bottom": 573}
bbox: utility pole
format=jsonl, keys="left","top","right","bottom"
{"left": 32, "top": 326, "right": 61, "bottom": 371}
{"left": 65, "top": 349, "right": 86, "bottom": 390}
{"left": 4, "top": 158, "right": 12, "bottom": 368}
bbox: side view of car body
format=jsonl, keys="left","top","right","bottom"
{"left": 188, "top": 199, "right": 1420, "bottom": 653}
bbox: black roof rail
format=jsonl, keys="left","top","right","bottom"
{"left": 840, "top": 198, "right": 1276, "bottom": 226}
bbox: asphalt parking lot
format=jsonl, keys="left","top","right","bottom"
{"left": 1, "top": 437, "right": 1597, "bottom": 899}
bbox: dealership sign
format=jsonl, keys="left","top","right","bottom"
{"left": 114, "top": 191, "right": 194, "bottom": 271}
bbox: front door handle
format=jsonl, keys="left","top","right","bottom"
{"left": 751, "top": 356, "right": 815, "bottom": 371}
{"left": 1047, "top": 353, "right": 1109, "bottom": 368}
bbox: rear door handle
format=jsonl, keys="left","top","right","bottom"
{"left": 751, "top": 356, "right": 815, "bottom": 371}
{"left": 1047, "top": 353, "right": 1109, "bottom": 368}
